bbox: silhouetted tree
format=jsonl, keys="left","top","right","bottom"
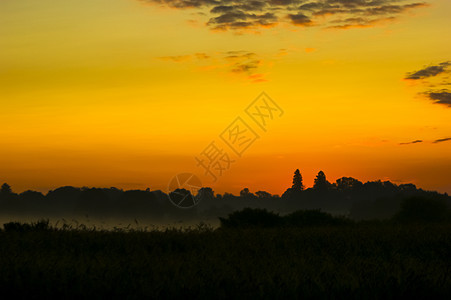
{"left": 313, "top": 171, "right": 330, "bottom": 190}
{"left": 18, "top": 190, "right": 46, "bottom": 212}
{"left": 169, "top": 188, "right": 195, "bottom": 208}
{"left": 292, "top": 169, "right": 304, "bottom": 191}
{"left": 197, "top": 187, "right": 214, "bottom": 203}
{"left": 255, "top": 191, "right": 272, "bottom": 199}
{"left": 1, "top": 183, "right": 12, "bottom": 194}
{"left": 336, "top": 177, "right": 363, "bottom": 191}
{"left": 0, "top": 183, "right": 18, "bottom": 206}
{"left": 240, "top": 188, "right": 250, "bottom": 197}
{"left": 77, "top": 188, "right": 110, "bottom": 214}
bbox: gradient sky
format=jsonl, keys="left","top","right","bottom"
{"left": 1, "top": 0, "right": 450, "bottom": 195}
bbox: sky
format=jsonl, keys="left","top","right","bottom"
{"left": 0, "top": 0, "right": 450, "bottom": 195}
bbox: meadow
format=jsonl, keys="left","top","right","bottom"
{"left": 0, "top": 218, "right": 450, "bottom": 299}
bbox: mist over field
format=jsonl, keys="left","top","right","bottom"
{"left": 1, "top": 169, "right": 450, "bottom": 229}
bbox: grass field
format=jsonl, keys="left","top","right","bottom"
{"left": 0, "top": 221, "right": 450, "bottom": 299}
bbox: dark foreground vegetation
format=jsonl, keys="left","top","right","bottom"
{"left": 1, "top": 172, "right": 450, "bottom": 298}
{"left": 1, "top": 201, "right": 451, "bottom": 299}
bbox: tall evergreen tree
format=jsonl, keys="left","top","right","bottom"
{"left": 292, "top": 169, "right": 304, "bottom": 191}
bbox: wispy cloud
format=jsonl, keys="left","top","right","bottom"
{"left": 433, "top": 137, "right": 451, "bottom": 144}
{"left": 398, "top": 138, "right": 451, "bottom": 145}
{"left": 327, "top": 16, "right": 396, "bottom": 29}
{"left": 399, "top": 140, "right": 423, "bottom": 145}
{"left": 405, "top": 61, "right": 450, "bottom": 80}
{"left": 140, "top": 0, "right": 429, "bottom": 32}
{"left": 158, "top": 55, "right": 192, "bottom": 62}
{"left": 157, "top": 50, "right": 269, "bottom": 83}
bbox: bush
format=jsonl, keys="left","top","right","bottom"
{"left": 284, "top": 210, "right": 353, "bottom": 227}
{"left": 219, "top": 208, "right": 353, "bottom": 228}
{"left": 219, "top": 208, "right": 282, "bottom": 228}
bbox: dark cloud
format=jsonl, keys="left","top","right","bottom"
{"left": 288, "top": 13, "right": 313, "bottom": 26}
{"left": 427, "top": 90, "right": 451, "bottom": 107}
{"left": 399, "top": 140, "right": 423, "bottom": 145}
{"left": 207, "top": 11, "right": 277, "bottom": 29}
{"left": 433, "top": 137, "right": 451, "bottom": 144}
{"left": 399, "top": 138, "right": 451, "bottom": 145}
{"left": 141, "top": 0, "right": 429, "bottom": 31}
{"left": 405, "top": 61, "right": 450, "bottom": 80}
{"left": 405, "top": 61, "right": 451, "bottom": 108}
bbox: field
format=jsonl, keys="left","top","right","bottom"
{"left": 0, "top": 222, "right": 450, "bottom": 299}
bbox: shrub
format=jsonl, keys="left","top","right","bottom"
{"left": 219, "top": 208, "right": 282, "bottom": 228}
{"left": 284, "top": 209, "right": 352, "bottom": 227}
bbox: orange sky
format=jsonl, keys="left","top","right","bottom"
{"left": 0, "top": 0, "right": 450, "bottom": 195}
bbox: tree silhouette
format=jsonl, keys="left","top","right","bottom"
{"left": 240, "top": 188, "right": 251, "bottom": 197}
{"left": 255, "top": 191, "right": 272, "bottom": 199}
{"left": 1, "top": 183, "right": 12, "bottom": 194}
{"left": 197, "top": 187, "right": 214, "bottom": 203}
{"left": 313, "top": 171, "right": 330, "bottom": 190}
{"left": 240, "top": 188, "right": 256, "bottom": 199}
{"left": 292, "top": 169, "right": 304, "bottom": 191}
{"left": 335, "top": 177, "right": 363, "bottom": 191}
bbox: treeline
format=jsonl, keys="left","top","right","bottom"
{"left": 0, "top": 169, "right": 449, "bottom": 220}
{"left": 0, "top": 184, "right": 178, "bottom": 219}
{"left": 198, "top": 169, "right": 450, "bottom": 220}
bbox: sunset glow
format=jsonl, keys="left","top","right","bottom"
{"left": 1, "top": 0, "right": 450, "bottom": 195}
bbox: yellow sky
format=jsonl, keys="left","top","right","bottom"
{"left": 1, "top": 0, "right": 450, "bottom": 195}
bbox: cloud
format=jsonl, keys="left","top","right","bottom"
{"left": 405, "top": 61, "right": 450, "bottom": 80}
{"left": 405, "top": 62, "right": 451, "bottom": 108}
{"left": 231, "top": 60, "right": 261, "bottom": 73}
{"left": 433, "top": 137, "right": 451, "bottom": 144}
{"left": 157, "top": 50, "right": 269, "bottom": 82}
{"left": 327, "top": 16, "right": 395, "bottom": 29}
{"left": 140, "top": 0, "right": 429, "bottom": 31}
{"left": 399, "top": 140, "right": 423, "bottom": 145}
{"left": 288, "top": 13, "right": 313, "bottom": 26}
{"left": 427, "top": 90, "right": 451, "bottom": 107}
{"left": 399, "top": 138, "right": 451, "bottom": 145}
